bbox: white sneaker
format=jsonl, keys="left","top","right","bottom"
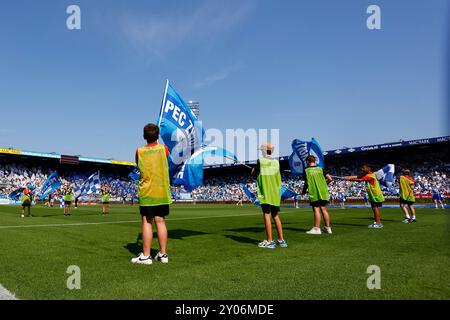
{"left": 155, "top": 252, "right": 169, "bottom": 264}
{"left": 322, "top": 226, "right": 332, "bottom": 234}
{"left": 21, "top": 214, "right": 25, "bottom": 218}
{"left": 131, "top": 253, "right": 152, "bottom": 265}
{"left": 306, "top": 227, "right": 322, "bottom": 235}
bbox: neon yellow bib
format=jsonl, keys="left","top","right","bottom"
{"left": 137, "top": 144, "right": 172, "bottom": 206}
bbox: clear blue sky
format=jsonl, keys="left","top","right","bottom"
{"left": 0, "top": 0, "right": 448, "bottom": 161}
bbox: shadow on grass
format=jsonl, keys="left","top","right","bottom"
{"left": 225, "top": 234, "right": 259, "bottom": 245}
{"left": 125, "top": 229, "right": 210, "bottom": 255}
{"left": 225, "top": 227, "right": 263, "bottom": 233}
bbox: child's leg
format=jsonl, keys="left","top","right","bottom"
{"left": 271, "top": 213, "right": 284, "bottom": 241}
{"left": 409, "top": 204, "right": 416, "bottom": 219}
{"left": 400, "top": 203, "right": 410, "bottom": 219}
{"left": 155, "top": 216, "right": 168, "bottom": 254}
{"left": 27, "top": 206, "right": 31, "bottom": 216}
{"left": 263, "top": 213, "right": 273, "bottom": 242}
{"left": 320, "top": 206, "right": 331, "bottom": 227}
{"left": 141, "top": 215, "right": 153, "bottom": 257}
{"left": 312, "top": 206, "right": 321, "bottom": 228}
{"left": 372, "top": 205, "right": 382, "bottom": 224}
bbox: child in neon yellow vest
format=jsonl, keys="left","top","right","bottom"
{"left": 131, "top": 123, "right": 171, "bottom": 265}
{"left": 301, "top": 155, "right": 333, "bottom": 235}
{"left": 345, "top": 164, "right": 385, "bottom": 228}
{"left": 252, "top": 143, "right": 287, "bottom": 249}
{"left": 399, "top": 168, "right": 416, "bottom": 223}
{"left": 21, "top": 188, "right": 32, "bottom": 218}
{"left": 101, "top": 185, "right": 110, "bottom": 215}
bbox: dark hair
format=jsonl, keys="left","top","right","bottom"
{"left": 362, "top": 164, "right": 372, "bottom": 171}
{"left": 306, "top": 155, "right": 317, "bottom": 164}
{"left": 402, "top": 168, "right": 410, "bottom": 176}
{"left": 143, "top": 123, "right": 159, "bottom": 143}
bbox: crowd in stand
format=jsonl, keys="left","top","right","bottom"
{"left": 0, "top": 162, "right": 136, "bottom": 201}
{"left": 0, "top": 160, "right": 448, "bottom": 202}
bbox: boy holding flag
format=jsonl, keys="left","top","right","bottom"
{"left": 131, "top": 123, "right": 171, "bottom": 265}
{"left": 399, "top": 169, "right": 416, "bottom": 223}
{"left": 21, "top": 188, "right": 32, "bottom": 218}
{"left": 345, "top": 165, "right": 385, "bottom": 228}
{"left": 301, "top": 155, "right": 333, "bottom": 234}
{"left": 252, "top": 143, "right": 287, "bottom": 249}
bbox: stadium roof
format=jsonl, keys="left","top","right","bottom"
{"left": 1, "top": 135, "right": 448, "bottom": 169}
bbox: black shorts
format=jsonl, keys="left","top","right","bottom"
{"left": 102, "top": 202, "right": 110, "bottom": 205}
{"left": 370, "top": 202, "right": 383, "bottom": 208}
{"left": 64, "top": 201, "right": 71, "bottom": 206}
{"left": 310, "top": 200, "right": 329, "bottom": 207}
{"left": 140, "top": 205, "right": 170, "bottom": 218}
{"left": 22, "top": 204, "right": 31, "bottom": 208}
{"left": 400, "top": 198, "right": 415, "bottom": 205}
{"left": 261, "top": 204, "right": 280, "bottom": 215}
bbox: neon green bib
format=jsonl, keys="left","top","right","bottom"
{"left": 256, "top": 157, "right": 281, "bottom": 206}
{"left": 305, "top": 166, "right": 329, "bottom": 202}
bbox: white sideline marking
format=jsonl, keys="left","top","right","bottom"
{"left": 0, "top": 212, "right": 284, "bottom": 230}
{"left": 0, "top": 283, "right": 17, "bottom": 300}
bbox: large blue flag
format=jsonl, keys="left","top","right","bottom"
{"left": 157, "top": 80, "right": 235, "bottom": 191}
{"left": 38, "top": 172, "right": 61, "bottom": 200}
{"left": 128, "top": 167, "right": 140, "bottom": 182}
{"left": 281, "top": 186, "right": 298, "bottom": 200}
{"left": 239, "top": 183, "right": 260, "bottom": 206}
{"left": 289, "top": 138, "right": 324, "bottom": 176}
{"left": 8, "top": 185, "right": 35, "bottom": 201}
{"left": 375, "top": 164, "right": 395, "bottom": 188}
{"left": 158, "top": 80, "right": 205, "bottom": 166}
{"left": 174, "top": 146, "right": 237, "bottom": 191}
{"left": 239, "top": 184, "right": 297, "bottom": 205}
{"left": 74, "top": 172, "right": 101, "bottom": 198}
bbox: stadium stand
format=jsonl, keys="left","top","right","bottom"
{"left": 0, "top": 136, "right": 449, "bottom": 203}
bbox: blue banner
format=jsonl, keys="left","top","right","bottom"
{"left": 128, "top": 167, "right": 140, "bottom": 182}
{"left": 8, "top": 185, "right": 35, "bottom": 201}
{"left": 375, "top": 164, "right": 395, "bottom": 188}
{"left": 239, "top": 183, "right": 260, "bottom": 206}
{"left": 74, "top": 172, "right": 101, "bottom": 198}
{"left": 38, "top": 172, "right": 61, "bottom": 200}
{"left": 174, "top": 146, "right": 237, "bottom": 191}
{"left": 289, "top": 138, "right": 324, "bottom": 176}
{"left": 158, "top": 80, "right": 205, "bottom": 166}
{"left": 280, "top": 186, "right": 298, "bottom": 200}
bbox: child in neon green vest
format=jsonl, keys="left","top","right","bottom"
{"left": 301, "top": 155, "right": 333, "bottom": 235}
{"left": 252, "top": 143, "right": 287, "bottom": 249}
{"left": 345, "top": 165, "right": 385, "bottom": 228}
{"left": 131, "top": 123, "right": 171, "bottom": 265}
{"left": 399, "top": 168, "right": 416, "bottom": 223}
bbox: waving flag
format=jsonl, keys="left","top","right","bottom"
{"left": 289, "top": 138, "right": 324, "bottom": 176}
{"left": 128, "top": 167, "right": 140, "bottom": 182}
{"left": 74, "top": 172, "right": 101, "bottom": 198}
{"left": 240, "top": 184, "right": 297, "bottom": 205}
{"left": 157, "top": 80, "right": 235, "bottom": 191}
{"left": 174, "top": 146, "right": 237, "bottom": 191}
{"left": 375, "top": 164, "right": 395, "bottom": 188}
{"left": 8, "top": 185, "right": 35, "bottom": 201}
{"left": 281, "top": 186, "right": 298, "bottom": 200}
{"left": 38, "top": 172, "right": 61, "bottom": 200}
{"left": 239, "top": 183, "right": 260, "bottom": 206}
{"left": 158, "top": 80, "right": 205, "bottom": 166}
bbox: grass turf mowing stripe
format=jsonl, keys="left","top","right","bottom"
{"left": 0, "top": 211, "right": 302, "bottom": 229}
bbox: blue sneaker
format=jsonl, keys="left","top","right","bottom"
{"left": 278, "top": 240, "right": 288, "bottom": 248}
{"left": 258, "top": 240, "right": 276, "bottom": 249}
{"left": 368, "top": 222, "right": 383, "bottom": 229}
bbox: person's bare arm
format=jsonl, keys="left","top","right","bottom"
{"left": 325, "top": 173, "right": 333, "bottom": 184}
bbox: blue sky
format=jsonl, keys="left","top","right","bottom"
{"left": 0, "top": 0, "right": 448, "bottom": 161}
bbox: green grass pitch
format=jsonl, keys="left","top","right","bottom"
{"left": 0, "top": 204, "right": 449, "bottom": 300}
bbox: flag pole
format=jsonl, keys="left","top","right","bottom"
{"left": 157, "top": 79, "right": 169, "bottom": 128}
